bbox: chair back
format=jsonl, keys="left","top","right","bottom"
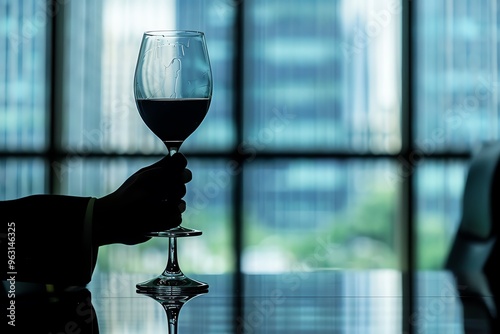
{"left": 445, "top": 142, "right": 500, "bottom": 272}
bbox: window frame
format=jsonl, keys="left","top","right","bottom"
{"left": 1, "top": 1, "right": 478, "bottom": 332}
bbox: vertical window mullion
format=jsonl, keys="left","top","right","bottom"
{"left": 47, "top": 0, "right": 66, "bottom": 194}
{"left": 233, "top": 0, "right": 246, "bottom": 331}
{"left": 401, "top": 1, "right": 415, "bottom": 333}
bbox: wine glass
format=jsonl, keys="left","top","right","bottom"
{"left": 133, "top": 30, "right": 212, "bottom": 292}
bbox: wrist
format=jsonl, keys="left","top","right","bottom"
{"left": 93, "top": 196, "right": 113, "bottom": 246}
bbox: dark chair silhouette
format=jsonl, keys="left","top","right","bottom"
{"left": 445, "top": 142, "right": 499, "bottom": 331}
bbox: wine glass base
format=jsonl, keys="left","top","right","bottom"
{"left": 136, "top": 273, "right": 209, "bottom": 294}
{"left": 145, "top": 226, "right": 202, "bottom": 238}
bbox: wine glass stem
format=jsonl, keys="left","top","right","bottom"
{"left": 165, "top": 307, "right": 180, "bottom": 334}
{"left": 165, "top": 146, "right": 182, "bottom": 276}
{"left": 165, "top": 237, "right": 182, "bottom": 275}
{"left": 168, "top": 319, "right": 178, "bottom": 334}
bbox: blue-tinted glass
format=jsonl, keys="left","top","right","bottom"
{"left": 62, "top": 0, "right": 106, "bottom": 151}
{"left": 242, "top": 272, "right": 402, "bottom": 333}
{"left": 244, "top": 0, "right": 402, "bottom": 153}
{"left": 62, "top": 0, "right": 235, "bottom": 153}
{"left": 415, "top": 160, "right": 467, "bottom": 269}
{"left": 414, "top": 272, "right": 468, "bottom": 333}
{"left": 243, "top": 159, "right": 400, "bottom": 272}
{"left": 58, "top": 157, "right": 234, "bottom": 275}
{"left": 0, "top": 158, "right": 46, "bottom": 200}
{"left": 415, "top": 1, "right": 500, "bottom": 152}
{"left": 0, "top": 1, "right": 48, "bottom": 151}
{"left": 181, "top": 158, "right": 235, "bottom": 273}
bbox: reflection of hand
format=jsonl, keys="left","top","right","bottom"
{"left": 93, "top": 153, "right": 192, "bottom": 246}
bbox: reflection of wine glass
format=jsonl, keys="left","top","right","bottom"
{"left": 134, "top": 30, "right": 212, "bottom": 292}
{"left": 138, "top": 290, "right": 208, "bottom": 334}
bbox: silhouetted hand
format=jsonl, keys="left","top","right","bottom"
{"left": 93, "top": 153, "right": 192, "bottom": 246}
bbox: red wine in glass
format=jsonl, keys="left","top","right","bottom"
{"left": 136, "top": 98, "right": 211, "bottom": 151}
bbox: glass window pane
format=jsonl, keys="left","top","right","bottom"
{"left": 243, "top": 159, "right": 401, "bottom": 273}
{"left": 181, "top": 158, "right": 235, "bottom": 274}
{"left": 415, "top": 1, "right": 500, "bottom": 152}
{"left": 0, "top": 1, "right": 48, "bottom": 151}
{"left": 415, "top": 160, "right": 467, "bottom": 269}
{"left": 414, "top": 272, "right": 467, "bottom": 333}
{"left": 244, "top": 0, "right": 402, "bottom": 153}
{"left": 0, "top": 158, "right": 46, "bottom": 200}
{"left": 242, "top": 272, "right": 402, "bottom": 333}
{"left": 58, "top": 157, "right": 234, "bottom": 275}
{"left": 62, "top": 0, "right": 235, "bottom": 153}
{"left": 175, "top": 1, "right": 236, "bottom": 152}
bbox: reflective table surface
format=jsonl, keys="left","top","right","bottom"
{"left": 3, "top": 270, "right": 498, "bottom": 333}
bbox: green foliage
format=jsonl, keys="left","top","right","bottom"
{"left": 244, "top": 185, "right": 399, "bottom": 269}
{"left": 417, "top": 215, "right": 450, "bottom": 269}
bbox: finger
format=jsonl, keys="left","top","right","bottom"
{"left": 134, "top": 156, "right": 172, "bottom": 175}
{"left": 132, "top": 164, "right": 189, "bottom": 201}
{"left": 178, "top": 200, "right": 186, "bottom": 213}
{"left": 144, "top": 157, "right": 188, "bottom": 179}
{"left": 148, "top": 216, "right": 181, "bottom": 232}
{"left": 131, "top": 169, "right": 168, "bottom": 198}
{"left": 137, "top": 166, "right": 182, "bottom": 187}
{"left": 183, "top": 168, "right": 192, "bottom": 183}
{"left": 122, "top": 236, "right": 152, "bottom": 245}
{"left": 165, "top": 183, "right": 187, "bottom": 199}
{"left": 162, "top": 198, "right": 186, "bottom": 212}
{"left": 170, "top": 153, "right": 188, "bottom": 172}
{"left": 151, "top": 155, "right": 172, "bottom": 168}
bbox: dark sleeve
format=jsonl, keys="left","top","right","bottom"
{"left": 1, "top": 195, "right": 99, "bottom": 286}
